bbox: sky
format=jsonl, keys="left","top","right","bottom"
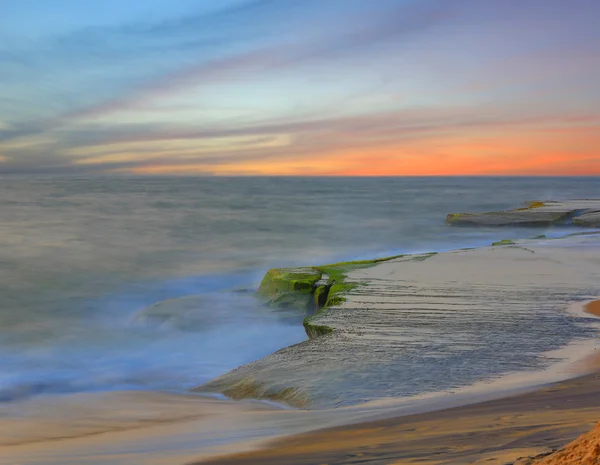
{"left": 1, "top": 0, "right": 599, "bottom": 176}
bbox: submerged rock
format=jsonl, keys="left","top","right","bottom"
{"left": 492, "top": 239, "right": 516, "bottom": 246}
{"left": 133, "top": 295, "right": 224, "bottom": 330}
{"left": 257, "top": 267, "right": 322, "bottom": 311}
{"left": 132, "top": 292, "right": 275, "bottom": 331}
{"left": 446, "top": 200, "right": 600, "bottom": 227}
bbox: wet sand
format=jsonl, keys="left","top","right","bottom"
{"left": 195, "top": 372, "right": 600, "bottom": 465}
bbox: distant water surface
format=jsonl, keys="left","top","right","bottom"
{"left": 0, "top": 176, "right": 598, "bottom": 402}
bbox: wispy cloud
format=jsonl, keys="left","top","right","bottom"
{"left": 2, "top": 103, "right": 598, "bottom": 175}
{"left": 1, "top": 0, "right": 599, "bottom": 175}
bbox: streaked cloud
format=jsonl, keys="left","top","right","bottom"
{"left": 0, "top": 0, "right": 599, "bottom": 175}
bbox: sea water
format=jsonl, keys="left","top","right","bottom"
{"left": 0, "top": 176, "right": 598, "bottom": 403}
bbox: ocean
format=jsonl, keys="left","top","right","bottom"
{"left": 0, "top": 176, "right": 598, "bottom": 403}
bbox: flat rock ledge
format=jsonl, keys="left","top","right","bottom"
{"left": 195, "top": 233, "right": 600, "bottom": 409}
{"left": 446, "top": 200, "right": 600, "bottom": 227}
{"left": 253, "top": 255, "right": 413, "bottom": 338}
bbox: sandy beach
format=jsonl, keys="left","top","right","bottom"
{"left": 195, "top": 370, "right": 600, "bottom": 465}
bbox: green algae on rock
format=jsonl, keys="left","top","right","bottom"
{"left": 323, "top": 281, "right": 357, "bottom": 307}
{"left": 302, "top": 255, "right": 408, "bottom": 337}
{"left": 257, "top": 255, "right": 406, "bottom": 324}
{"left": 314, "top": 254, "right": 405, "bottom": 280}
{"left": 204, "top": 252, "right": 440, "bottom": 405}
{"left": 313, "top": 284, "right": 330, "bottom": 310}
{"left": 196, "top": 252, "right": 445, "bottom": 406}
{"left": 492, "top": 239, "right": 516, "bottom": 246}
{"left": 257, "top": 267, "right": 322, "bottom": 311}
{"left": 302, "top": 318, "right": 334, "bottom": 338}
{"left": 199, "top": 376, "right": 310, "bottom": 408}
{"left": 258, "top": 267, "right": 322, "bottom": 295}
{"left": 302, "top": 281, "right": 357, "bottom": 338}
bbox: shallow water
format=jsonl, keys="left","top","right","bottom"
{"left": 0, "top": 175, "right": 598, "bottom": 402}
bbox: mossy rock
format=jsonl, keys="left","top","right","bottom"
{"left": 315, "top": 254, "right": 405, "bottom": 282}
{"left": 257, "top": 267, "right": 322, "bottom": 310}
{"left": 446, "top": 212, "right": 473, "bottom": 224}
{"left": 303, "top": 316, "right": 334, "bottom": 339}
{"left": 258, "top": 267, "right": 322, "bottom": 296}
{"left": 313, "top": 285, "right": 330, "bottom": 309}
{"left": 258, "top": 255, "right": 404, "bottom": 334}
{"left": 492, "top": 239, "right": 516, "bottom": 246}
{"left": 198, "top": 376, "right": 310, "bottom": 408}
{"left": 325, "top": 282, "right": 357, "bottom": 307}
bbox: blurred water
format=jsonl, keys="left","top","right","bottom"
{"left": 0, "top": 176, "right": 598, "bottom": 401}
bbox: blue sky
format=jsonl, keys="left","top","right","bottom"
{"left": 1, "top": 0, "right": 599, "bottom": 175}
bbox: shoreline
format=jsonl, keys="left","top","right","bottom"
{"left": 196, "top": 369, "right": 600, "bottom": 465}
{"left": 4, "top": 228, "right": 600, "bottom": 463}
{"left": 2, "top": 301, "right": 600, "bottom": 464}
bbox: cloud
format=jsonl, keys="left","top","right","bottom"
{"left": 0, "top": 0, "right": 452, "bottom": 147}
{"left": 1, "top": 100, "right": 598, "bottom": 175}
{"left": 0, "top": 1, "right": 283, "bottom": 126}
{"left": 1, "top": 0, "right": 599, "bottom": 175}
{"left": 60, "top": 0, "right": 451, "bottom": 122}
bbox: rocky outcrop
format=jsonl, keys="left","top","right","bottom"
{"left": 492, "top": 239, "right": 516, "bottom": 246}
{"left": 256, "top": 256, "right": 406, "bottom": 336}
{"left": 257, "top": 267, "right": 323, "bottom": 312}
{"left": 195, "top": 235, "right": 600, "bottom": 409}
{"left": 446, "top": 200, "right": 600, "bottom": 227}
